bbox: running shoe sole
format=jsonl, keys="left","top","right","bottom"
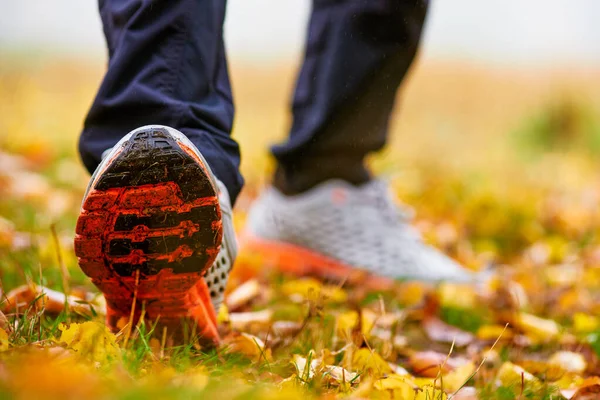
{"left": 74, "top": 126, "right": 222, "bottom": 341}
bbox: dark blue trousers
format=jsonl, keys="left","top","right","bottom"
{"left": 79, "top": 0, "right": 428, "bottom": 204}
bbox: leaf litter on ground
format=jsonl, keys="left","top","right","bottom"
{"left": 5, "top": 64, "right": 600, "bottom": 399}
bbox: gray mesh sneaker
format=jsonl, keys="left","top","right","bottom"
{"left": 243, "top": 179, "right": 478, "bottom": 284}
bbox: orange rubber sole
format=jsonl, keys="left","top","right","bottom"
{"left": 74, "top": 127, "right": 222, "bottom": 344}
{"left": 238, "top": 234, "right": 395, "bottom": 291}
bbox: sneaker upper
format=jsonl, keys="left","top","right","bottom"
{"left": 204, "top": 179, "right": 237, "bottom": 311}
{"left": 245, "top": 179, "right": 478, "bottom": 283}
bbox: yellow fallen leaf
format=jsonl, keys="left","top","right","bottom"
{"left": 554, "top": 372, "right": 584, "bottom": 390}
{"left": 336, "top": 309, "right": 377, "bottom": 339}
{"left": 437, "top": 283, "right": 477, "bottom": 309}
{"left": 476, "top": 324, "right": 514, "bottom": 341}
{"left": 497, "top": 362, "right": 538, "bottom": 387}
{"left": 573, "top": 313, "right": 599, "bottom": 334}
{"left": 411, "top": 377, "right": 435, "bottom": 387}
{"left": 394, "top": 377, "right": 449, "bottom": 400}
{"left": 515, "top": 312, "right": 560, "bottom": 342}
{"left": 217, "top": 303, "right": 230, "bottom": 324}
{"left": 352, "top": 348, "right": 393, "bottom": 378}
{"left": 58, "top": 321, "right": 120, "bottom": 364}
{"left": 281, "top": 278, "right": 347, "bottom": 303}
{"left": 397, "top": 282, "right": 428, "bottom": 307}
{"left": 443, "top": 361, "right": 476, "bottom": 392}
{"left": 279, "top": 375, "right": 299, "bottom": 392}
{"left": 177, "top": 367, "right": 210, "bottom": 391}
{"left": 545, "top": 236, "right": 571, "bottom": 263}
{"left": 374, "top": 374, "right": 416, "bottom": 398}
{"left": 415, "top": 385, "right": 448, "bottom": 400}
{"left": 336, "top": 310, "right": 359, "bottom": 339}
{"left": 518, "top": 359, "right": 565, "bottom": 381}
{"left": 361, "top": 308, "right": 377, "bottom": 336}
{"left": 3, "top": 349, "right": 104, "bottom": 399}
{"left": 0, "top": 328, "right": 9, "bottom": 352}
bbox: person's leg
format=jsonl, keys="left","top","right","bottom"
{"left": 79, "top": 0, "right": 243, "bottom": 204}
{"left": 272, "top": 0, "right": 428, "bottom": 195}
{"left": 245, "top": 0, "right": 479, "bottom": 284}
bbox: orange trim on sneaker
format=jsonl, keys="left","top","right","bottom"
{"left": 238, "top": 234, "right": 395, "bottom": 291}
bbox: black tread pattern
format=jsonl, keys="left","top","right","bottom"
{"left": 108, "top": 229, "right": 219, "bottom": 257}
{"left": 113, "top": 205, "right": 218, "bottom": 232}
{"left": 94, "top": 129, "right": 213, "bottom": 201}
{"left": 79, "top": 127, "right": 221, "bottom": 280}
{"left": 112, "top": 253, "right": 210, "bottom": 276}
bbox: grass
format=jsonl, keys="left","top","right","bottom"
{"left": 2, "top": 56, "right": 600, "bottom": 398}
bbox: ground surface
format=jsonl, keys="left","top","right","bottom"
{"left": 2, "top": 57, "right": 600, "bottom": 399}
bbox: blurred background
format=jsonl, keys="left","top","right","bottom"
{"left": 2, "top": 0, "right": 600, "bottom": 281}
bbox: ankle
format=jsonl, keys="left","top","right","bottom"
{"left": 272, "top": 162, "right": 371, "bottom": 196}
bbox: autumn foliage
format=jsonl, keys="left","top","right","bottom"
{"left": 3, "top": 59, "right": 600, "bottom": 399}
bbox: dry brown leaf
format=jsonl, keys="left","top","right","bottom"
{"left": 271, "top": 321, "right": 303, "bottom": 337}
{"left": 225, "top": 279, "right": 260, "bottom": 310}
{"left": 292, "top": 351, "right": 320, "bottom": 381}
{"left": 422, "top": 317, "right": 475, "bottom": 347}
{"left": 291, "top": 351, "right": 359, "bottom": 386}
{"left": 569, "top": 376, "right": 600, "bottom": 400}
{"left": 323, "top": 365, "right": 360, "bottom": 386}
{"left": 3, "top": 284, "right": 103, "bottom": 316}
{"left": 223, "top": 332, "right": 272, "bottom": 362}
{"left": 228, "top": 309, "right": 273, "bottom": 331}
{"left": 407, "top": 351, "right": 469, "bottom": 378}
